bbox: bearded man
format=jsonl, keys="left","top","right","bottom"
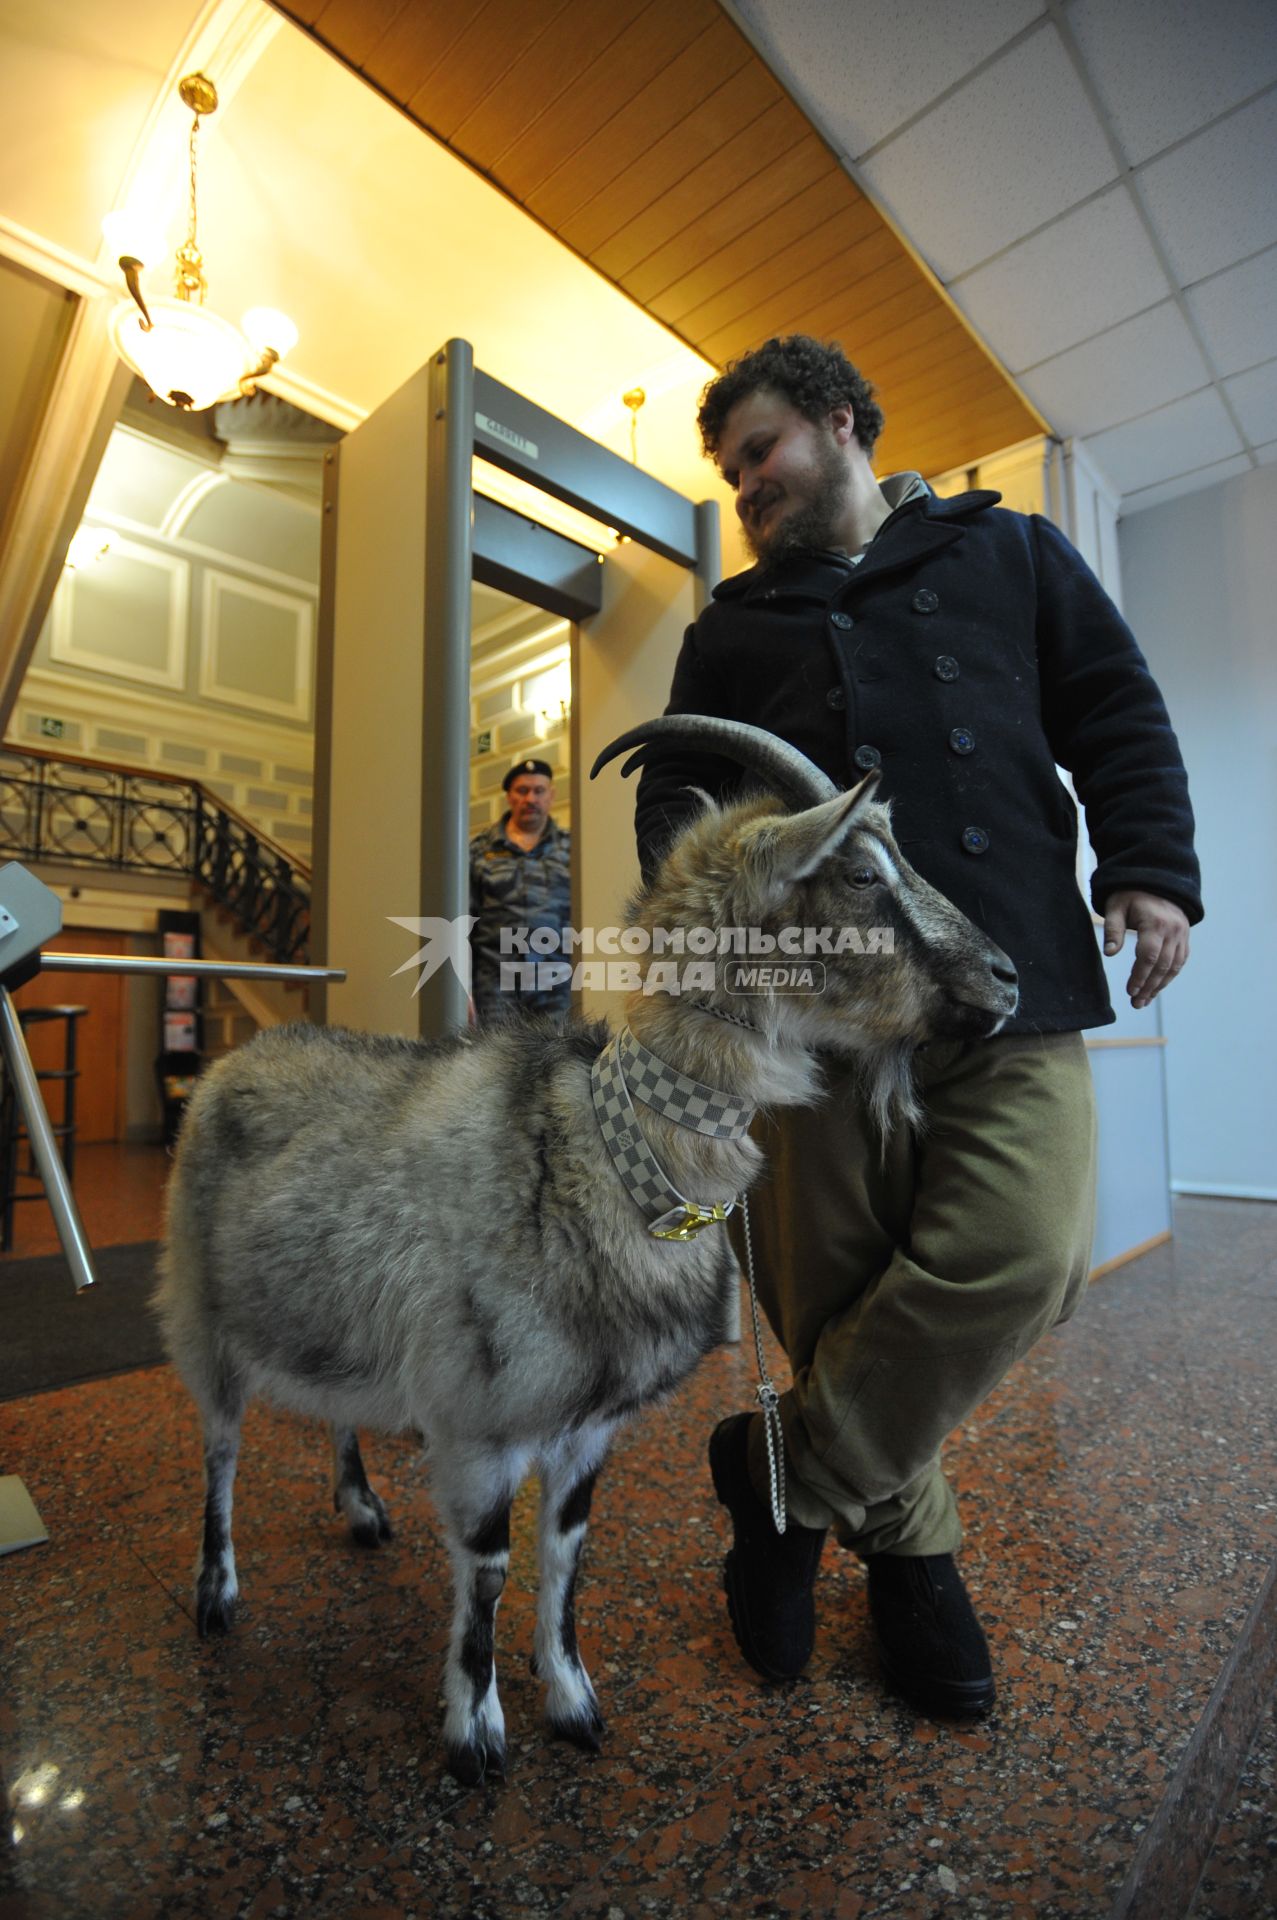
{"left": 634, "top": 335, "right": 1201, "bottom": 1717}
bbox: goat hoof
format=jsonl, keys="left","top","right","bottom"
{"left": 445, "top": 1734, "right": 507, "bottom": 1787}
{"left": 350, "top": 1512, "right": 394, "bottom": 1548}
{"left": 196, "top": 1588, "right": 237, "bottom": 1639}
{"left": 549, "top": 1704, "right": 606, "bottom": 1753}
{"left": 342, "top": 1489, "right": 394, "bottom": 1547}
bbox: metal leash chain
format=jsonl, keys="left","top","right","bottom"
{"left": 739, "top": 1193, "right": 787, "bottom": 1535}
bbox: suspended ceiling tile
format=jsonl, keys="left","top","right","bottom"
{"left": 728, "top": 0, "right": 1045, "bottom": 161}
{"left": 1119, "top": 452, "right": 1255, "bottom": 517}
{"left": 1222, "top": 360, "right": 1277, "bottom": 446}
{"left": 1137, "top": 91, "right": 1277, "bottom": 286}
{"left": 951, "top": 185, "right": 1170, "bottom": 374}
{"left": 1257, "top": 438, "right": 1277, "bottom": 465}
{"left": 1020, "top": 302, "right": 1211, "bottom": 440}
{"left": 1067, "top": 0, "right": 1277, "bottom": 167}
{"left": 1086, "top": 387, "right": 1244, "bottom": 496}
{"left": 858, "top": 26, "right": 1117, "bottom": 282}
{"left": 1184, "top": 245, "right": 1277, "bottom": 379}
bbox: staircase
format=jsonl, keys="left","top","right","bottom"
{"left": 195, "top": 890, "right": 312, "bottom": 1062}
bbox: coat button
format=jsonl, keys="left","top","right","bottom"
{"left": 912, "top": 588, "right": 939, "bottom": 613}
{"left": 961, "top": 826, "right": 990, "bottom": 854}
{"left": 829, "top": 610, "right": 853, "bottom": 630}
{"left": 934, "top": 654, "right": 959, "bottom": 681}
{"left": 853, "top": 744, "right": 881, "bottom": 771}
{"left": 826, "top": 686, "right": 846, "bottom": 711}
{"left": 949, "top": 726, "right": 976, "bottom": 755}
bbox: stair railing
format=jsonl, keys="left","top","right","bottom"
{"left": 0, "top": 743, "right": 311, "bottom": 963}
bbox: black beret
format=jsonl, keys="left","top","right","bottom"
{"left": 502, "top": 758, "right": 554, "bottom": 790}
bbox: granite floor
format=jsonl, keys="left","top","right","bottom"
{"left": 1, "top": 1196, "right": 1275, "bottom": 1919}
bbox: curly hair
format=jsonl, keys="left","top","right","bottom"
{"left": 697, "top": 335, "right": 885, "bottom": 460}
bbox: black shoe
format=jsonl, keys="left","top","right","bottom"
{"left": 865, "top": 1552, "right": 996, "bottom": 1717}
{"left": 708, "top": 1413, "right": 826, "bottom": 1682}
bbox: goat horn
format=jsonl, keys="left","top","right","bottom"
{"left": 589, "top": 715, "right": 839, "bottom": 810}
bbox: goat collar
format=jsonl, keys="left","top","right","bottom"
{"left": 590, "top": 1027, "right": 754, "bottom": 1242}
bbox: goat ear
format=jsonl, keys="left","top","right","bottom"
{"left": 753, "top": 772, "right": 880, "bottom": 888}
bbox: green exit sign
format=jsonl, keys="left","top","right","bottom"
{"left": 39, "top": 716, "right": 65, "bottom": 739}
{"left": 476, "top": 729, "right": 492, "bottom": 755}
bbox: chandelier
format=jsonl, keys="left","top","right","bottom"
{"left": 104, "top": 73, "right": 297, "bottom": 412}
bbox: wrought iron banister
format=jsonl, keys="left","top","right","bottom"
{"left": 0, "top": 743, "right": 312, "bottom": 964}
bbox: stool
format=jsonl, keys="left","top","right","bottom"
{"left": 0, "top": 1004, "right": 88, "bottom": 1251}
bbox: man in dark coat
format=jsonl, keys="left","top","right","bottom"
{"left": 635, "top": 335, "right": 1201, "bottom": 1718}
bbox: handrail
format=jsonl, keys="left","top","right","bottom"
{"left": 0, "top": 739, "right": 311, "bottom": 878}
{"left": 0, "top": 742, "right": 313, "bottom": 963}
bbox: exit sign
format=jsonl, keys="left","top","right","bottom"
{"left": 39, "top": 716, "right": 65, "bottom": 739}
{"left": 476, "top": 729, "right": 492, "bottom": 755}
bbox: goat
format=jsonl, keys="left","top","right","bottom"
{"left": 155, "top": 716, "right": 1017, "bottom": 1785}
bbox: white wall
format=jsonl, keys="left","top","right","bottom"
{"left": 1118, "top": 462, "right": 1277, "bottom": 1199}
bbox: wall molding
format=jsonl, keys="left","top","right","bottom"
{"left": 50, "top": 532, "right": 188, "bottom": 690}
{"left": 199, "top": 569, "right": 313, "bottom": 722}
{"left": 87, "top": 507, "right": 317, "bottom": 596}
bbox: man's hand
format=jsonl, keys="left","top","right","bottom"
{"left": 1102, "top": 890, "right": 1191, "bottom": 1009}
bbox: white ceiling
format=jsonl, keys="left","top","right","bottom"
{"left": 726, "top": 0, "right": 1277, "bottom": 513}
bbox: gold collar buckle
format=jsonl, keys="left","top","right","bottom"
{"left": 648, "top": 1200, "right": 736, "bottom": 1242}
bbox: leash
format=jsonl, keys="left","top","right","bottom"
{"left": 740, "top": 1192, "right": 787, "bottom": 1535}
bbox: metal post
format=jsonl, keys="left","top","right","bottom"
{"left": 421, "top": 339, "right": 475, "bottom": 1041}
{"left": 0, "top": 986, "right": 96, "bottom": 1292}
{"left": 694, "top": 498, "right": 721, "bottom": 616}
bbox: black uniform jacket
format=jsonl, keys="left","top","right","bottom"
{"left": 634, "top": 485, "right": 1202, "bottom": 1035}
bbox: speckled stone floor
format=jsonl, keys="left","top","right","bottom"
{"left": 1, "top": 1196, "right": 1274, "bottom": 1919}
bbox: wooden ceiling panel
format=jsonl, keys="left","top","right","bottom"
{"left": 309, "top": 0, "right": 410, "bottom": 69}
{"left": 487, "top": 0, "right": 709, "bottom": 201}
{"left": 651, "top": 170, "right": 852, "bottom": 326}
{"left": 357, "top": 1, "right": 470, "bottom": 108}
{"left": 618, "top": 137, "right": 834, "bottom": 306}
{"left": 522, "top": 19, "right": 744, "bottom": 232}
{"left": 554, "top": 59, "right": 779, "bottom": 259}
{"left": 693, "top": 223, "right": 905, "bottom": 360}
{"left": 402, "top": 6, "right": 551, "bottom": 136}
{"left": 591, "top": 100, "right": 812, "bottom": 284}
{"left": 272, "top": 0, "right": 1047, "bottom": 473}
{"left": 450, "top": 6, "right": 601, "bottom": 163}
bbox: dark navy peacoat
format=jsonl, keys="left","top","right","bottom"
{"left": 634, "top": 485, "right": 1202, "bottom": 1035}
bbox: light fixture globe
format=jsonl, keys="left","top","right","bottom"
{"left": 109, "top": 297, "right": 252, "bottom": 411}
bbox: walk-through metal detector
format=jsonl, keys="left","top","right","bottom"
{"left": 314, "top": 339, "right": 720, "bottom": 1039}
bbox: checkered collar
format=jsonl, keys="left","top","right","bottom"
{"left": 590, "top": 1027, "right": 754, "bottom": 1242}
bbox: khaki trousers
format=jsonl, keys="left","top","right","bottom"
{"left": 732, "top": 1032, "right": 1097, "bottom": 1557}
